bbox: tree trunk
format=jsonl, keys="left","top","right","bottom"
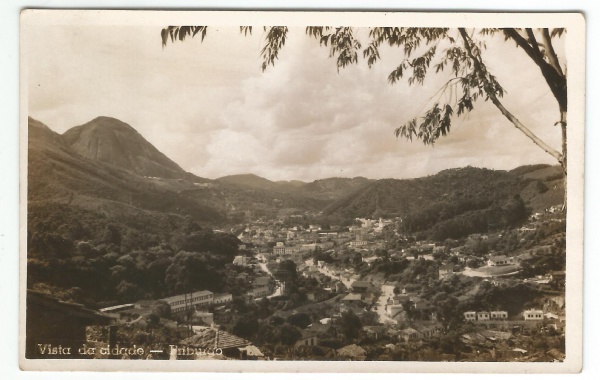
{"left": 560, "top": 109, "right": 567, "bottom": 211}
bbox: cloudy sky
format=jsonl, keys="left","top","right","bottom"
{"left": 27, "top": 24, "right": 565, "bottom": 182}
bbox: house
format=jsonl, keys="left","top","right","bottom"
{"left": 490, "top": 311, "right": 508, "bottom": 320}
{"left": 248, "top": 286, "right": 270, "bottom": 298}
{"left": 433, "top": 246, "right": 446, "bottom": 254}
{"left": 180, "top": 326, "right": 250, "bottom": 357}
{"left": 349, "top": 240, "right": 368, "bottom": 248}
{"left": 464, "top": 311, "right": 477, "bottom": 321}
{"left": 387, "top": 304, "right": 404, "bottom": 318}
{"left": 524, "top": 309, "right": 544, "bottom": 320}
{"left": 294, "top": 334, "right": 318, "bottom": 348}
{"left": 350, "top": 280, "right": 371, "bottom": 293}
{"left": 438, "top": 264, "right": 455, "bottom": 279}
{"left": 487, "top": 255, "right": 515, "bottom": 267}
{"left": 233, "top": 255, "right": 249, "bottom": 266}
{"left": 399, "top": 327, "right": 423, "bottom": 342}
{"left": 340, "top": 293, "right": 365, "bottom": 306}
{"left": 414, "top": 323, "right": 443, "bottom": 338}
{"left": 162, "top": 290, "right": 214, "bottom": 314}
{"left": 460, "top": 332, "right": 488, "bottom": 345}
{"left": 477, "top": 311, "right": 490, "bottom": 321}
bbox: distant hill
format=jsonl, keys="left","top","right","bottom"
{"left": 323, "top": 166, "right": 563, "bottom": 239}
{"left": 28, "top": 117, "right": 224, "bottom": 223}
{"left": 300, "top": 177, "right": 372, "bottom": 200}
{"left": 216, "top": 173, "right": 284, "bottom": 192}
{"left": 62, "top": 116, "right": 186, "bottom": 179}
{"left": 276, "top": 180, "right": 306, "bottom": 188}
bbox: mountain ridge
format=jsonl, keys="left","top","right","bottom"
{"left": 62, "top": 116, "right": 187, "bottom": 179}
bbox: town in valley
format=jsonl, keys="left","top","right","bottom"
{"left": 26, "top": 116, "right": 567, "bottom": 362}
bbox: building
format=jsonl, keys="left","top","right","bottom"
{"left": 162, "top": 290, "right": 214, "bottom": 314}
{"left": 387, "top": 304, "right": 404, "bottom": 318}
{"left": 438, "top": 264, "right": 455, "bottom": 279}
{"left": 248, "top": 277, "right": 272, "bottom": 298}
{"left": 487, "top": 255, "right": 515, "bottom": 267}
{"left": 272, "top": 244, "right": 301, "bottom": 256}
{"left": 233, "top": 255, "right": 249, "bottom": 266}
{"left": 524, "top": 309, "right": 544, "bottom": 320}
{"left": 349, "top": 240, "right": 368, "bottom": 248}
{"left": 490, "top": 311, "right": 508, "bottom": 320}
{"left": 399, "top": 327, "right": 423, "bottom": 342}
{"left": 350, "top": 281, "right": 371, "bottom": 293}
{"left": 294, "top": 334, "right": 318, "bottom": 348}
{"left": 213, "top": 293, "right": 233, "bottom": 305}
{"left": 465, "top": 310, "right": 508, "bottom": 321}
{"left": 340, "top": 293, "right": 365, "bottom": 306}
{"left": 248, "top": 286, "right": 270, "bottom": 298}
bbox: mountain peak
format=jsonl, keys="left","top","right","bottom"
{"left": 62, "top": 117, "right": 186, "bottom": 179}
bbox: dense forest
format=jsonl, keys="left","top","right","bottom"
{"left": 27, "top": 202, "right": 241, "bottom": 308}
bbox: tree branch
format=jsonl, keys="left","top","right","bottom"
{"left": 503, "top": 28, "right": 567, "bottom": 112}
{"left": 459, "top": 28, "right": 563, "bottom": 163}
{"left": 525, "top": 28, "right": 544, "bottom": 61}
{"left": 541, "top": 28, "right": 564, "bottom": 76}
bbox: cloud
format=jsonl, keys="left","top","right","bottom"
{"left": 27, "top": 25, "right": 564, "bottom": 182}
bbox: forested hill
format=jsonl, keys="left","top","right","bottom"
{"left": 28, "top": 117, "right": 224, "bottom": 223}
{"left": 62, "top": 116, "right": 188, "bottom": 179}
{"left": 324, "top": 165, "right": 563, "bottom": 239}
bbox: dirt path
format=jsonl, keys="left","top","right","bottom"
{"left": 375, "top": 284, "right": 397, "bottom": 325}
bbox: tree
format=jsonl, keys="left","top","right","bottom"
{"left": 233, "top": 317, "right": 260, "bottom": 339}
{"left": 339, "top": 310, "right": 362, "bottom": 341}
{"left": 287, "top": 313, "right": 312, "bottom": 329}
{"left": 161, "top": 26, "right": 568, "bottom": 206}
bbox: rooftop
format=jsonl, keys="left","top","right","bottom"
{"left": 162, "top": 290, "right": 213, "bottom": 304}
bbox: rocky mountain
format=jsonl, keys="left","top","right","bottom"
{"left": 62, "top": 116, "right": 186, "bottom": 179}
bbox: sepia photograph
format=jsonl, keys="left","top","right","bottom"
{"left": 19, "top": 10, "right": 585, "bottom": 373}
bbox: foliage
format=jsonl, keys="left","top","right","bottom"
{"left": 339, "top": 310, "right": 362, "bottom": 341}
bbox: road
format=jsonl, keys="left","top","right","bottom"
{"left": 304, "top": 259, "right": 355, "bottom": 288}
{"left": 255, "top": 254, "right": 282, "bottom": 299}
{"left": 374, "top": 284, "right": 397, "bottom": 325}
{"left": 303, "top": 259, "right": 396, "bottom": 324}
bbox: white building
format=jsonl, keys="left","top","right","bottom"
{"left": 524, "top": 309, "right": 544, "bottom": 320}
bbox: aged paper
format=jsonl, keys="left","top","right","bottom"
{"left": 19, "top": 10, "right": 585, "bottom": 373}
